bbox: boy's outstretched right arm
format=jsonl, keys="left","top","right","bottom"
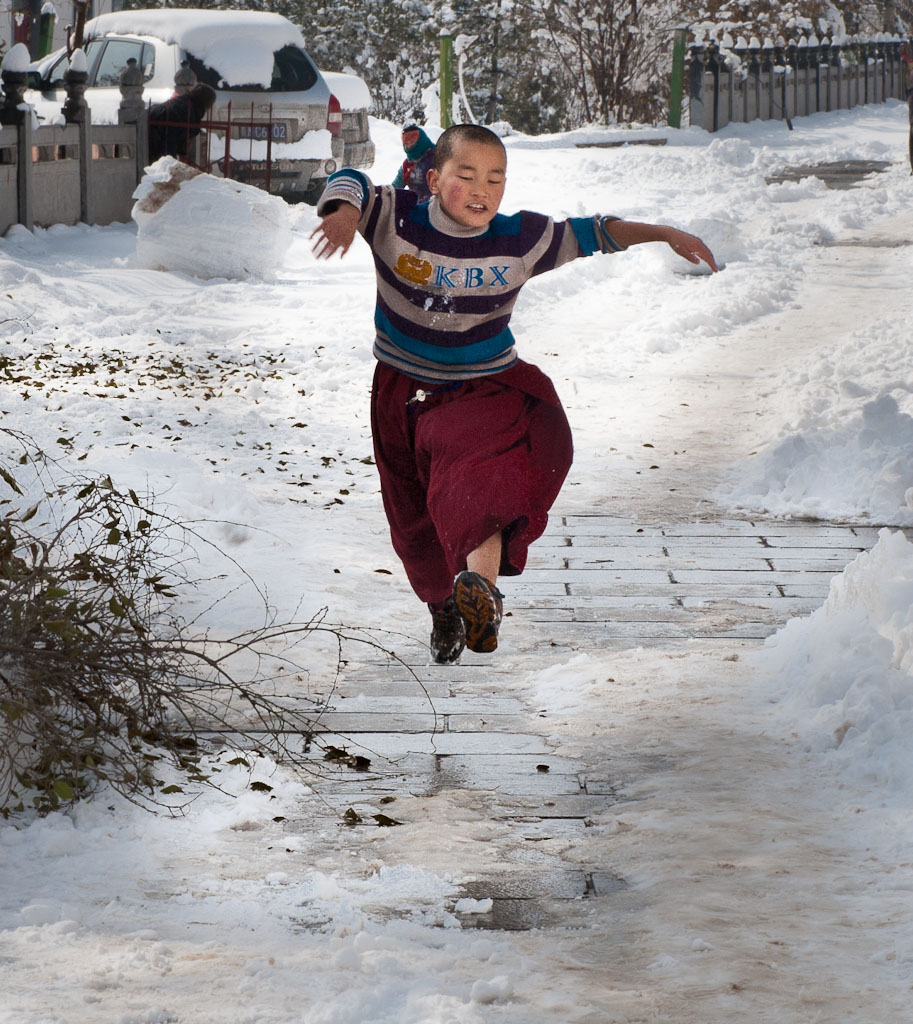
{"left": 310, "top": 201, "right": 361, "bottom": 260}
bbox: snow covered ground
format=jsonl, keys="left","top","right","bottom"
{"left": 1, "top": 102, "right": 913, "bottom": 1022}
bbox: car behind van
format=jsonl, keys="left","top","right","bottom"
{"left": 25, "top": 8, "right": 374, "bottom": 202}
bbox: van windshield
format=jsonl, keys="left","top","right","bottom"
{"left": 184, "top": 45, "right": 319, "bottom": 93}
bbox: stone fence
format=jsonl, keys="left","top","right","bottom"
{"left": 0, "top": 57, "right": 148, "bottom": 235}
{"left": 689, "top": 35, "right": 912, "bottom": 132}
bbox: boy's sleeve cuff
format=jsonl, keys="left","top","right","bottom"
{"left": 569, "top": 215, "right": 627, "bottom": 255}
{"left": 316, "top": 169, "right": 371, "bottom": 217}
{"left": 597, "top": 215, "right": 627, "bottom": 253}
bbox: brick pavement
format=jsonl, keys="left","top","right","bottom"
{"left": 289, "top": 515, "right": 897, "bottom": 929}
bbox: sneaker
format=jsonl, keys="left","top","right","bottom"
{"left": 428, "top": 596, "right": 465, "bottom": 664}
{"left": 453, "top": 571, "right": 504, "bottom": 654}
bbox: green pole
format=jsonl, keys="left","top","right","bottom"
{"left": 668, "top": 26, "right": 688, "bottom": 129}
{"left": 38, "top": 9, "right": 56, "bottom": 58}
{"left": 439, "top": 31, "right": 453, "bottom": 128}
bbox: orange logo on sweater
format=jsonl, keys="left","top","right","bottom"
{"left": 394, "top": 253, "right": 433, "bottom": 285}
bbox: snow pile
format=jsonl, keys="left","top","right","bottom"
{"left": 755, "top": 528, "right": 913, "bottom": 790}
{"left": 132, "top": 157, "right": 293, "bottom": 279}
{"left": 722, "top": 315, "right": 913, "bottom": 524}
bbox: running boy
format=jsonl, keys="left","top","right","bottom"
{"left": 311, "top": 124, "right": 717, "bottom": 664}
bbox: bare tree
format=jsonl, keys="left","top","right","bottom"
{"left": 66, "top": 0, "right": 89, "bottom": 58}
{"left": 520, "top": 0, "right": 677, "bottom": 124}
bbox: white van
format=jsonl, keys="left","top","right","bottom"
{"left": 25, "top": 8, "right": 374, "bottom": 202}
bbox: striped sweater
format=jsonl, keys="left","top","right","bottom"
{"left": 317, "top": 169, "right": 624, "bottom": 384}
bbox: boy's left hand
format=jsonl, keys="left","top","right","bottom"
{"left": 666, "top": 229, "right": 719, "bottom": 272}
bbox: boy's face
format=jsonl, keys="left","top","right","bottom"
{"left": 427, "top": 139, "right": 506, "bottom": 228}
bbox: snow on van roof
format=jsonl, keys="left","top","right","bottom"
{"left": 85, "top": 9, "right": 307, "bottom": 88}
{"left": 319, "top": 71, "right": 373, "bottom": 111}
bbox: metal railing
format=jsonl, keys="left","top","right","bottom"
{"left": 688, "top": 34, "right": 912, "bottom": 132}
{"left": 148, "top": 101, "right": 281, "bottom": 193}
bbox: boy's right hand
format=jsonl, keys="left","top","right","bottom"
{"left": 310, "top": 203, "right": 361, "bottom": 259}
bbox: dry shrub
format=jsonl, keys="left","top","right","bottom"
{"left": 0, "top": 431, "right": 410, "bottom": 816}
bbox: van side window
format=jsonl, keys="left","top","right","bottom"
{"left": 45, "top": 39, "right": 105, "bottom": 89}
{"left": 93, "top": 40, "right": 149, "bottom": 87}
{"left": 45, "top": 53, "right": 70, "bottom": 90}
{"left": 141, "top": 43, "right": 156, "bottom": 81}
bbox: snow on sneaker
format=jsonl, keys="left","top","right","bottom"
{"left": 427, "top": 595, "right": 465, "bottom": 664}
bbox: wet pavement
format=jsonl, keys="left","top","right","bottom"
{"left": 294, "top": 515, "right": 896, "bottom": 930}
{"left": 765, "top": 158, "right": 892, "bottom": 189}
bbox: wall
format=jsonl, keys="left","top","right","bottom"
{"left": 0, "top": 116, "right": 141, "bottom": 234}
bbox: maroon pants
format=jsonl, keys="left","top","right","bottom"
{"left": 370, "top": 360, "right": 574, "bottom": 604}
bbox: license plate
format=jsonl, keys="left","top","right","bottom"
{"left": 237, "top": 123, "right": 288, "bottom": 141}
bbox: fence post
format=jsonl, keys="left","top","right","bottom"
{"left": 734, "top": 36, "right": 749, "bottom": 123}
{"left": 747, "top": 37, "right": 761, "bottom": 121}
{"left": 439, "top": 31, "right": 453, "bottom": 128}
{"left": 787, "top": 39, "right": 799, "bottom": 118}
{"left": 876, "top": 36, "right": 886, "bottom": 102}
{"left": 797, "top": 36, "right": 810, "bottom": 116}
{"left": 687, "top": 43, "right": 701, "bottom": 128}
{"left": 118, "top": 58, "right": 147, "bottom": 182}
{"left": 668, "top": 26, "right": 688, "bottom": 128}
{"left": 761, "top": 38, "right": 774, "bottom": 119}
{"left": 808, "top": 35, "right": 819, "bottom": 113}
{"left": 0, "top": 49, "right": 33, "bottom": 230}
{"left": 771, "top": 37, "right": 785, "bottom": 123}
{"left": 847, "top": 37, "right": 858, "bottom": 107}
{"left": 888, "top": 38, "right": 901, "bottom": 98}
{"left": 832, "top": 40, "right": 844, "bottom": 109}
{"left": 704, "top": 42, "right": 721, "bottom": 131}
{"left": 0, "top": 52, "right": 29, "bottom": 126}
{"left": 63, "top": 50, "right": 93, "bottom": 225}
{"left": 720, "top": 35, "right": 734, "bottom": 127}
{"left": 809, "top": 35, "right": 821, "bottom": 112}
{"left": 856, "top": 37, "right": 866, "bottom": 105}
{"left": 818, "top": 38, "right": 829, "bottom": 110}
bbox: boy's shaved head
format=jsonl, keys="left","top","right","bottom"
{"left": 434, "top": 124, "right": 506, "bottom": 171}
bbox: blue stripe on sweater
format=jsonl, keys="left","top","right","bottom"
{"left": 375, "top": 308, "right": 515, "bottom": 366}
{"left": 570, "top": 216, "right": 600, "bottom": 256}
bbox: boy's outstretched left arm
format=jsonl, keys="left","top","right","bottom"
{"left": 607, "top": 220, "right": 719, "bottom": 272}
